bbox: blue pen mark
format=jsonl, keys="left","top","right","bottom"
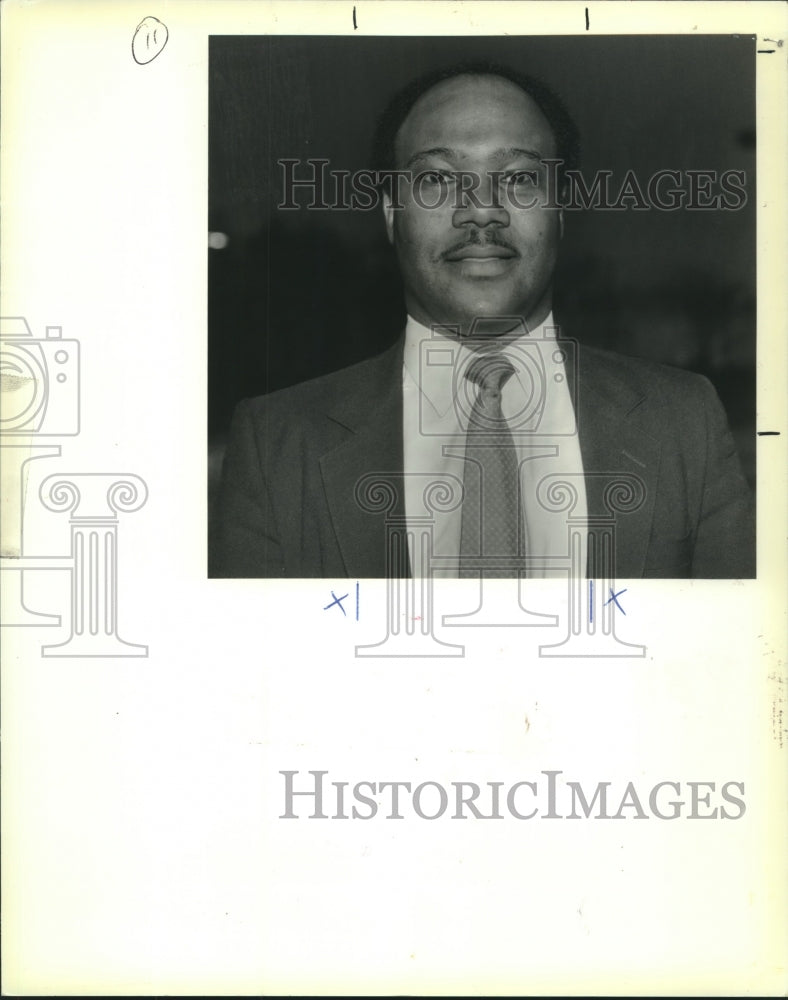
{"left": 605, "top": 588, "right": 628, "bottom": 614}
{"left": 324, "top": 590, "right": 349, "bottom": 616}
{"left": 355, "top": 581, "right": 360, "bottom": 621}
{"left": 589, "top": 579, "right": 594, "bottom": 623}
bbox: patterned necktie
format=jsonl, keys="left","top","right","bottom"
{"left": 459, "top": 352, "right": 522, "bottom": 577}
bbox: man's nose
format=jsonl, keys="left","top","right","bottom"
{"left": 452, "top": 172, "right": 510, "bottom": 228}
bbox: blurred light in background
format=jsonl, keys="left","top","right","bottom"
{"left": 208, "top": 231, "right": 229, "bottom": 250}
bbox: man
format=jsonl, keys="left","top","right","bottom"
{"left": 213, "top": 63, "right": 755, "bottom": 579}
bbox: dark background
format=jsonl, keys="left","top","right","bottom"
{"left": 208, "top": 34, "right": 756, "bottom": 498}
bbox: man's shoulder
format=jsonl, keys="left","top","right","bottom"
{"left": 238, "top": 338, "right": 404, "bottom": 427}
{"left": 576, "top": 342, "right": 716, "bottom": 409}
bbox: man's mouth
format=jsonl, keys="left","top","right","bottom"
{"left": 443, "top": 244, "right": 518, "bottom": 262}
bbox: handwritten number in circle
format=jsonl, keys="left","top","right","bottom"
{"left": 132, "top": 16, "right": 169, "bottom": 65}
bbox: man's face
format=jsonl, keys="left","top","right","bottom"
{"left": 383, "top": 74, "right": 563, "bottom": 339}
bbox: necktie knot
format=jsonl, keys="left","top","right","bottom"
{"left": 465, "top": 353, "right": 516, "bottom": 424}
{"left": 466, "top": 353, "right": 516, "bottom": 396}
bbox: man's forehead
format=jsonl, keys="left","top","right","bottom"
{"left": 394, "top": 74, "right": 556, "bottom": 163}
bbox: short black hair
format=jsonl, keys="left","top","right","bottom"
{"left": 370, "top": 61, "right": 580, "bottom": 189}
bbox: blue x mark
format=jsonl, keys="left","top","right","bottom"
{"left": 604, "top": 588, "right": 628, "bottom": 614}
{"left": 323, "top": 590, "right": 349, "bottom": 616}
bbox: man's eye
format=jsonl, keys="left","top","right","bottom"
{"left": 505, "top": 170, "right": 537, "bottom": 186}
{"left": 419, "top": 170, "right": 454, "bottom": 186}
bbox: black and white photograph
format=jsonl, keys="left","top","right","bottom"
{"left": 209, "top": 34, "right": 756, "bottom": 581}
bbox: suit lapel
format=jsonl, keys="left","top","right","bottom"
{"left": 570, "top": 345, "right": 660, "bottom": 578}
{"left": 319, "top": 338, "right": 407, "bottom": 577}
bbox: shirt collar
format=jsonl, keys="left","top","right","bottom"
{"left": 403, "top": 312, "right": 556, "bottom": 418}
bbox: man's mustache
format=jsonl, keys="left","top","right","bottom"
{"left": 440, "top": 231, "right": 519, "bottom": 261}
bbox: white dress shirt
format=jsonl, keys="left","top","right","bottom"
{"left": 402, "top": 313, "right": 588, "bottom": 578}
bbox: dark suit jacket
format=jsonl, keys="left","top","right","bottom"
{"left": 212, "top": 337, "right": 755, "bottom": 579}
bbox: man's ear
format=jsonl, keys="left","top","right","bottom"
{"left": 557, "top": 180, "right": 567, "bottom": 239}
{"left": 382, "top": 189, "right": 395, "bottom": 245}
